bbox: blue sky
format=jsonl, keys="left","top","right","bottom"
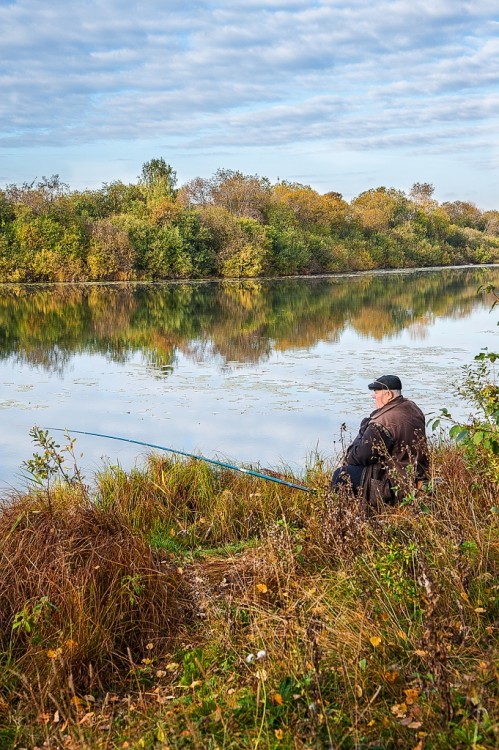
{"left": 1, "top": 0, "right": 498, "bottom": 208}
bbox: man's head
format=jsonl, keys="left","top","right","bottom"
{"left": 368, "top": 374, "right": 402, "bottom": 408}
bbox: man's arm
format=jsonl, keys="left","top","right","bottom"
{"left": 346, "top": 422, "right": 394, "bottom": 466}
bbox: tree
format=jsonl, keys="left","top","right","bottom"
{"left": 181, "top": 169, "right": 271, "bottom": 220}
{"left": 441, "top": 201, "right": 483, "bottom": 229}
{"left": 139, "top": 158, "right": 177, "bottom": 199}
{"left": 87, "top": 219, "right": 136, "bottom": 280}
{"left": 409, "top": 182, "right": 436, "bottom": 207}
{"left": 483, "top": 211, "right": 499, "bottom": 236}
{"left": 271, "top": 183, "right": 348, "bottom": 232}
{"left": 351, "top": 187, "right": 407, "bottom": 233}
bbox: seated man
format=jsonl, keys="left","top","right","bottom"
{"left": 332, "top": 375, "right": 429, "bottom": 507}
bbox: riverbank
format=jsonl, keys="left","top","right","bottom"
{"left": 2, "top": 168, "right": 499, "bottom": 283}
{"left": 0, "top": 441, "right": 497, "bottom": 749}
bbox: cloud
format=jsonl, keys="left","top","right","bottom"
{"left": 0, "top": 0, "right": 498, "bottom": 200}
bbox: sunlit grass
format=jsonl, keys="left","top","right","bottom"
{"left": 0, "top": 445, "right": 497, "bottom": 749}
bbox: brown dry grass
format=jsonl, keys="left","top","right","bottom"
{"left": 0, "top": 443, "right": 497, "bottom": 749}
{"left": 0, "top": 490, "right": 191, "bottom": 698}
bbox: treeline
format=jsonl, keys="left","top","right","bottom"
{"left": 0, "top": 159, "right": 498, "bottom": 282}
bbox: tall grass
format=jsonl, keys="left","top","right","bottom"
{"left": 0, "top": 444, "right": 497, "bottom": 749}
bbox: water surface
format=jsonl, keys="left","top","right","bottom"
{"left": 1, "top": 266, "right": 498, "bottom": 490}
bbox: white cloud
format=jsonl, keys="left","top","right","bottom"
{"left": 0, "top": 0, "right": 498, "bottom": 205}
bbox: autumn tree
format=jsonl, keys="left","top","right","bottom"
{"left": 181, "top": 169, "right": 271, "bottom": 221}
{"left": 351, "top": 187, "right": 408, "bottom": 233}
{"left": 271, "top": 183, "right": 348, "bottom": 231}
{"left": 441, "top": 200, "right": 483, "bottom": 229}
{"left": 409, "top": 182, "right": 436, "bottom": 208}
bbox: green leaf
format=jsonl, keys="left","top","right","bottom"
{"left": 449, "top": 424, "right": 468, "bottom": 441}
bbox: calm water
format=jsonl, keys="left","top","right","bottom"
{"left": 1, "top": 266, "right": 498, "bottom": 490}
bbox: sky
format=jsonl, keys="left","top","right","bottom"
{"left": 1, "top": 0, "right": 498, "bottom": 209}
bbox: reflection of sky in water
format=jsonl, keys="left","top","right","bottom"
{"left": 1, "top": 281, "right": 498, "bottom": 491}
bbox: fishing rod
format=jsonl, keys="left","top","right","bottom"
{"left": 45, "top": 428, "right": 316, "bottom": 494}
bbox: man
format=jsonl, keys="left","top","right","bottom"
{"left": 332, "top": 375, "right": 429, "bottom": 508}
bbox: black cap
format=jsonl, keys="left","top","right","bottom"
{"left": 368, "top": 375, "right": 402, "bottom": 391}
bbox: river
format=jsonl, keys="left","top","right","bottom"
{"left": 1, "top": 265, "right": 498, "bottom": 491}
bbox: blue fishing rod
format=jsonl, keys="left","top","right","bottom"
{"left": 46, "top": 428, "right": 316, "bottom": 494}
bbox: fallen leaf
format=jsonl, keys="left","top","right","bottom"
{"left": 272, "top": 693, "right": 284, "bottom": 705}
{"left": 391, "top": 702, "right": 408, "bottom": 718}
{"left": 78, "top": 712, "right": 94, "bottom": 725}
{"left": 274, "top": 729, "right": 284, "bottom": 740}
{"left": 370, "top": 636, "right": 382, "bottom": 648}
{"left": 355, "top": 685, "right": 363, "bottom": 698}
{"left": 384, "top": 671, "right": 399, "bottom": 683}
{"left": 404, "top": 689, "right": 419, "bottom": 705}
{"left": 256, "top": 583, "right": 268, "bottom": 593}
{"left": 157, "top": 726, "right": 165, "bottom": 742}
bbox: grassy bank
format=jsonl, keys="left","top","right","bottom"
{"left": 0, "top": 440, "right": 497, "bottom": 749}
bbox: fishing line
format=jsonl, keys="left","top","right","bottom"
{"left": 45, "top": 428, "right": 316, "bottom": 493}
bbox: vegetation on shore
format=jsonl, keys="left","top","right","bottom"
{"left": 0, "top": 349, "right": 497, "bottom": 749}
{"left": 1, "top": 160, "right": 499, "bottom": 282}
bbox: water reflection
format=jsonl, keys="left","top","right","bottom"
{"left": 1, "top": 266, "right": 498, "bottom": 375}
{"left": 1, "top": 266, "right": 499, "bottom": 491}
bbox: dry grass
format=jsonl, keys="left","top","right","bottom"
{"left": 0, "top": 444, "right": 497, "bottom": 749}
{"left": 0, "top": 489, "right": 190, "bottom": 700}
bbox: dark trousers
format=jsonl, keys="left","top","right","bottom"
{"left": 332, "top": 464, "right": 364, "bottom": 494}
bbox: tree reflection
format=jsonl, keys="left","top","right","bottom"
{"left": 0, "top": 267, "right": 497, "bottom": 373}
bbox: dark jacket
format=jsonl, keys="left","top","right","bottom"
{"left": 345, "top": 396, "right": 429, "bottom": 506}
